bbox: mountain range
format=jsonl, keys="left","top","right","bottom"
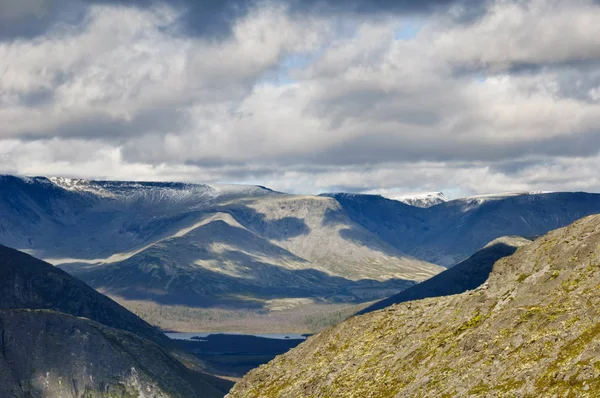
{"left": 228, "top": 213, "right": 600, "bottom": 397}
{"left": 326, "top": 191, "right": 600, "bottom": 266}
{"left": 385, "top": 191, "right": 449, "bottom": 208}
{"left": 2, "top": 175, "right": 600, "bottom": 317}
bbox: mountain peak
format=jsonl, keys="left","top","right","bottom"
{"left": 388, "top": 192, "right": 449, "bottom": 208}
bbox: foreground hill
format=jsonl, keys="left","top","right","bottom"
{"left": 359, "top": 236, "right": 532, "bottom": 314}
{"left": 0, "top": 244, "right": 168, "bottom": 345}
{"left": 0, "top": 309, "right": 231, "bottom": 397}
{"left": 228, "top": 214, "right": 600, "bottom": 397}
{"left": 0, "top": 245, "right": 232, "bottom": 397}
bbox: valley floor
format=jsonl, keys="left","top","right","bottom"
{"left": 110, "top": 295, "right": 371, "bottom": 334}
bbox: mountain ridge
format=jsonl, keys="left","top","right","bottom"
{"left": 358, "top": 235, "right": 532, "bottom": 314}
{"left": 0, "top": 243, "right": 168, "bottom": 345}
{"left": 0, "top": 244, "right": 233, "bottom": 397}
{"left": 0, "top": 175, "right": 441, "bottom": 312}
{"left": 325, "top": 191, "right": 600, "bottom": 266}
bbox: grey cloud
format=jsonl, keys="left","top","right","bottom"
{"left": 17, "top": 88, "right": 56, "bottom": 107}
{"left": 489, "top": 158, "right": 549, "bottom": 176}
{"left": 3, "top": 0, "right": 600, "bottom": 197}
{"left": 0, "top": 0, "right": 87, "bottom": 40}
{"left": 287, "top": 0, "right": 488, "bottom": 16}
{"left": 13, "top": 107, "right": 188, "bottom": 142}
{"left": 305, "top": 128, "right": 600, "bottom": 167}
{"left": 553, "top": 63, "right": 600, "bottom": 102}
{"left": 0, "top": 0, "right": 488, "bottom": 41}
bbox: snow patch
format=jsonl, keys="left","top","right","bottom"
{"left": 389, "top": 192, "right": 449, "bottom": 208}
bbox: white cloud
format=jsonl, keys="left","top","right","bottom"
{"left": 1, "top": 0, "right": 600, "bottom": 196}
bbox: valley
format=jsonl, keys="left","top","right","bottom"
{"left": 2, "top": 175, "right": 600, "bottom": 397}
{"left": 110, "top": 296, "right": 370, "bottom": 334}
{"left": 3, "top": 175, "right": 600, "bottom": 334}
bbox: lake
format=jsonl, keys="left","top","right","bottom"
{"left": 165, "top": 332, "right": 308, "bottom": 341}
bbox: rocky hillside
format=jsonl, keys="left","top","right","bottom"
{"left": 228, "top": 214, "right": 600, "bottom": 397}
{"left": 0, "top": 309, "right": 231, "bottom": 397}
{"left": 0, "top": 245, "right": 233, "bottom": 397}
{"left": 0, "top": 244, "right": 167, "bottom": 345}
{"left": 359, "top": 236, "right": 531, "bottom": 314}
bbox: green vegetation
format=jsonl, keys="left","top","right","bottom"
{"left": 110, "top": 296, "right": 370, "bottom": 334}
{"left": 455, "top": 311, "right": 483, "bottom": 334}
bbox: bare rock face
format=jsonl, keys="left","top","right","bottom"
{"left": 0, "top": 309, "right": 230, "bottom": 398}
{"left": 228, "top": 214, "right": 600, "bottom": 397}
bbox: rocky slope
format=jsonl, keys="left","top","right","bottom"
{"left": 228, "top": 214, "right": 600, "bottom": 397}
{"left": 0, "top": 244, "right": 233, "bottom": 397}
{"left": 0, "top": 244, "right": 167, "bottom": 345}
{"left": 0, "top": 309, "right": 231, "bottom": 397}
{"left": 359, "top": 236, "right": 531, "bottom": 314}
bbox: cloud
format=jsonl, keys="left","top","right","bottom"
{"left": 1, "top": 0, "right": 600, "bottom": 197}
{"left": 433, "top": 0, "right": 600, "bottom": 71}
{"left": 0, "top": 0, "right": 486, "bottom": 42}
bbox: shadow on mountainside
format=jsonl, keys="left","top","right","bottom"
{"left": 74, "top": 247, "right": 416, "bottom": 309}
{"left": 321, "top": 207, "right": 418, "bottom": 258}
{"left": 358, "top": 241, "right": 524, "bottom": 315}
{"left": 221, "top": 204, "right": 311, "bottom": 241}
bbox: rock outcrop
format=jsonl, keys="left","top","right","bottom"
{"left": 0, "top": 309, "right": 231, "bottom": 397}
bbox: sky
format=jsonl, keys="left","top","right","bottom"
{"left": 1, "top": 0, "right": 600, "bottom": 198}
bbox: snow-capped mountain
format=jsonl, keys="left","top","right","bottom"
{"left": 2, "top": 174, "right": 600, "bottom": 311}
{"left": 325, "top": 190, "right": 600, "bottom": 266}
{"left": 389, "top": 192, "right": 449, "bottom": 208}
{"left": 0, "top": 175, "right": 441, "bottom": 309}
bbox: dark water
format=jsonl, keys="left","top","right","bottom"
{"left": 165, "top": 332, "right": 307, "bottom": 341}
{"left": 167, "top": 332, "right": 307, "bottom": 378}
